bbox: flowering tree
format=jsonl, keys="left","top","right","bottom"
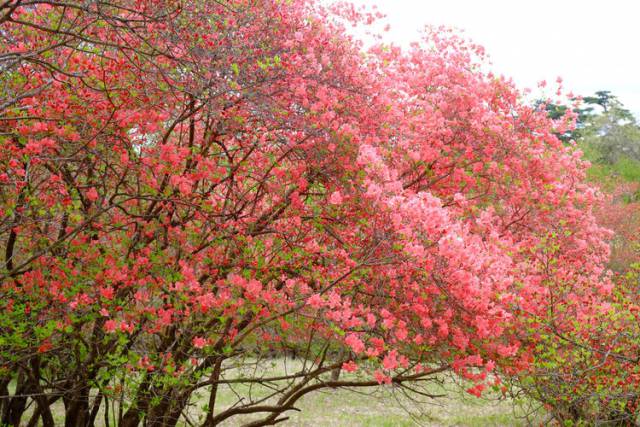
{"left": 507, "top": 104, "right": 640, "bottom": 425}
{"left": 0, "top": 1, "right": 612, "bottom": 426}
{"left": 511, "top": 266, "right": 640, "bottom": 426}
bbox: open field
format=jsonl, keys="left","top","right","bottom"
{"left": 11, "top": 358, "right": 543, "bottom": 426}
{"left": 213, "top": 380, "right": 541, "bottom": 426}
{"left": 207, "top": 358, "right": 543, "bottom": 427}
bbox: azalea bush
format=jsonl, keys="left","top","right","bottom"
{"left": 0, "top": 0, "right": 615, "bottom": 426}
{"left": 510, "top": 265, "right": 640, "bottom": 426}
{"left": 501, "top": 98, "right": 640, "bottom": 427}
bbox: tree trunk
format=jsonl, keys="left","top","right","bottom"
{"left": 202, "top": 357, "right": 223, "bottom": 427}
{"left": 120, "top": 376, "right": 151, "bottom": 427}
{"left": 1, "top": 371, "right": 29, "bottom": 427}
{"left": 63, "top": 388, "right": 90, "bottom": 427}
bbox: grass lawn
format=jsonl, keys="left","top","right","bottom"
{"left": 184, "top": 358, "right": 544, "bottom": 426}
{"left": 244, "top": 382, "right": 540, "bottom": 426}
{"left": 14, "top": 357, "right": 543, "bottom": 426}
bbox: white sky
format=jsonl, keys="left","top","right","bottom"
{"left": 346, "top": 0, "right": 640, "bottom": 118}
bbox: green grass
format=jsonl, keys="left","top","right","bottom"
{"left": 183, "top": 358, "right": 542, "bottom": 426}
{"left": 262, "top": 385, "right": 537, "bottom": 426}
{"left": 11, "top": 358, "right": 543, "bottom": 426}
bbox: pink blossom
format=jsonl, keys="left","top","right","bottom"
{"left": 329, "top": 191, "right": 343, "bottom": 205}
{"left": 382, "top": 350, "right": 398, "bottom": 370}
{"left": 192, "top": 337, "right": 208, "bottom": 349}
{"left": 307, "top": 293, "right": 323, "bottom": 308}
{"left": 374, "top": 370, "right": 391, "bottom": 385}
{"left": 344, "top": 333, "right": 365, "bottom": 354}
{"left": 86, "top": 187, "right": 99, "bottom": 202}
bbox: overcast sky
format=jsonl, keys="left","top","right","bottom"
{"left": 346, "top": 0, "right": 640, "bottom": 118}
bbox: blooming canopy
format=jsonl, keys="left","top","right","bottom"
{"left": 0, "top": 1, "right": 611, "bottom": 425}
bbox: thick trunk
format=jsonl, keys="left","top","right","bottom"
{"left": 162, "top": 397, "right": 190, "bottom": 427}
{"left": 63, "top": 388, "right": 90, "bottom": 427}
{"left": 2, "top": 395, "right": 27, "bottom": 427}
{"left": 0, "top": 377, "right": 10, "bottom": 420}
{"left": 64, "top": 317, "right": 109, "bottom": 427}
{"left": 145, "top": 382, "right": 191, "bottom": 427}
{"left": 145, "top": 396, "right": 172, "bottom": 427}
{"left": 26, "top": 396, "right": 59, "bottom": 427}
{"left": 87, "top": 390, "right": 103, "bottom": 427}
{"left": 1, "top": 371, "right": 29, "bottom": 427}
{"left": 29, "top": 356, "right": 55, "bottom": 427}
